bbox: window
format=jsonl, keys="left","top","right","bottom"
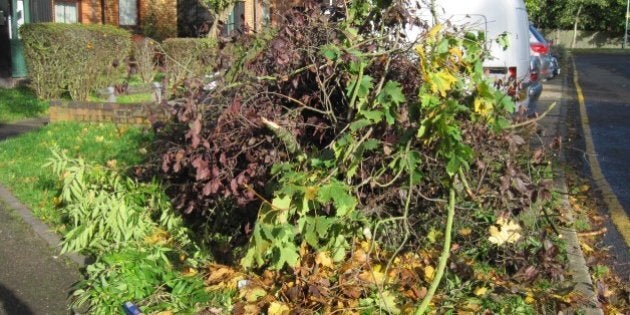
{"left": 119, "top": 0, "right": 138, "bottom": 26}
{"left": 262, "top": 2, "right": 271, "bottom": 26}
{"left": 54, "top": 2, "right": 78, "bottom": 23}
{"left": 222, "top": 1, "right": 245, "bottom": 36}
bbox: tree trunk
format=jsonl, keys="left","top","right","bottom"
{"left": 572, "top": 4, "right": 583, "bottom": 49}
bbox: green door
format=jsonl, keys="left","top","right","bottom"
{"left": 9, "top": 0, "right": 29, "bottom": 77}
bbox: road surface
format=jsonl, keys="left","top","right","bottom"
{"left": 571, "top": 52, "right": 630, "bottom": 279}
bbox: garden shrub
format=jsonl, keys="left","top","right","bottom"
{"left": 131, "top": 37, "right": 158, "bottom": 84}
{"left": 21, "top": 23, "right": 131, "bottom": 101}
{"left": 160, "top": 38, "right": 217, "bottom": 89}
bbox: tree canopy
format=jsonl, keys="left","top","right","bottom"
{"left": 526, "top": 0, "right": 628, "bottom": 34}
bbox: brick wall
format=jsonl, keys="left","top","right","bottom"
{"left": 49, "top": 100, "right": 167, "bottom": 125}
{"left": 80, "top": 0, "right": 102, "bottom": 24}
{"left": 140, "top": 0, "right": 178, "bottom": 39}
{"left": 77, "top": 0, "right": 178, "bottom": 39}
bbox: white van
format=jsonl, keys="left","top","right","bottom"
{"left": 406, "top": 0, "right": 535, "bottom": 113}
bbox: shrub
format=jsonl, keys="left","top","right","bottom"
{"left": 160, "top": 38, "right": 217, "bottom": 89}
{"left": 45, "top": 150, "right": 188, "bottom": 255}
{"left": 131, "top": 37, "right": 158, "bottom": 84}
{"left": 20, "top": 23, "right": 131, "bottom": 101}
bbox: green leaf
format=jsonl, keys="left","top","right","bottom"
{"left": 361, "top": 110, "right": 384, "bottom": 122}
{"left": 320, "top": 44, "right": 341, "bottom": 60}
{"left": 496, "top": 32, "right": 509, "bottom": 50}
{"left": 377, "top": 291, "right": 402, "bottom": 314}
{"left": 314, "top": 216, "right": 332, "bottom": 237}
{"left": 272, "top": 242, "right": 300, "bottom": 269}
{"left": 271, "top": 195, "right": 291, "bottom": 210}
{"left": 349, "top": 118, "right": 374, "bottom": 132}
{"left": 436, "top": 38, "right": 450, "bottom": 54}
{"left": 376, "top": 81, "right": 405, "bottom": 125}
{"left": 331, "top": 234, "right": 347, "bottom": 262}
{"left": 317, "top": 180, "right": 356, "bottom": 216}
{"left": 362, "top": 139, "right": 380, "bottom": 151}
{"left": 446, "top": 157, "right": 461, "bottom": 177}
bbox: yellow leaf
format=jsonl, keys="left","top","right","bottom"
{"left": 206, "top": 267, "right": 235, "bottom": 284}
{"left": 525, "top": 294, "right": 536, "bottom": 304}
{"left": 488, "top": 218, "right": 522, "bottom": 246}
{"left": 458, "top": 227, "right": 472, "bottom": 237}
{"left": 155, "top": 311, "right": 173, "bottom": 315}
{"left": 182, "top": 267, "right": 197, "bottom": 277}
{"left": 460, "top": 301, "right": 482, "bottom": 312}
{"left": 580, "top": 242, "right": 594, "bottom": 253}
{"left": 430, "top": 71, "right": 458, "bottom": 97}
{"left": 424, "top": 265, "right": 435, "bottom": 282}
{"left": 268, "top": 301, "right": 291, "bottom": 315}
{"left": 106, "top": 159, "right": 117, "bottom": 169}
{"left": 240, "top": 287, "right": 267, "bottom": 303}
{"left": 426, "top": 24, "right": 443, "bottom": 41}
{"left": 359, "top": 264, "right": 386, "bottom": 285}
{"left": 474, "top": 98, "right": 492, "bottom": 117}
{"left": 474, "top": 286, "right": 488, "bottom": 296}
{"left": 304, "top": 186, "right": 318, "bottom": 201}
{"left": 144, "top": 229, "right": 170, "bottom": 245}
{"left": 315, "top": 251, "right": 334, "bottom": 269}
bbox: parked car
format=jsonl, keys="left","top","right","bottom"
{"left": 529, "top": 24, "right": 559, "bottom": 80}
{"left": 528, "top": 56, "right": 543, "bottom": 115}
{"left": 406, "top": 0, "right": 535, "bottom": 113}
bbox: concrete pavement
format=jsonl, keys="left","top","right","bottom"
{"left": 535, "top": 66, "right": 603, "bottom": 315}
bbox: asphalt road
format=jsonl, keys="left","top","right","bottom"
{"left": 573, "top": 53, "right": 630, "bottom": 216}
{"left": 571, "top": 52, "right": 630, "bottom": 279}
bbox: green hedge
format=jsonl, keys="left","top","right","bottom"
{"left": 21, "top": 23, "right": 131, "bottom": 101}
{"left": 161, "top": 38, "right": 217, "bottom": 87}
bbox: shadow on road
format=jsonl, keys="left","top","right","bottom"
{"left": 0, "top": 282, "right": 35, "bottom": 315}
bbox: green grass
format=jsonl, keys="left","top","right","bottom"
{"left": 88, "top": 92, "right": 155, "bottom": 104}
{"left": 0, "top": 122, "right": 152, "bottom": 228}
{"left": 0, "top": 87, "right": 49, "bottom": 123}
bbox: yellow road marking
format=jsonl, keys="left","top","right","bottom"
{"left": 573, "top": 58, "right": 630, "bottom": 246}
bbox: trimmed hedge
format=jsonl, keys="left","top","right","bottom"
{"left": 160, "top": 38, "right": 217, "bottom": 88}
{"left": 21, "top": 23, "right": 131, "bottom": 101}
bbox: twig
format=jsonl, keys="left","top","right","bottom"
{"left": 384, "top": 170, "right": 414, "bottom": 285}
{"left": 414, "top": 184, "right": 456, "bottom": 315}
{"left": 458, "top": 168, "right": 476, "bottom": 200}
{"left": 507, "top": 102, "right": 557, "bottom": 129}
{"left": 577, "top": 227, "right": 607, "bottom": 237}
{"left": 542, "top": 205, "right": 561, "bottom": 236}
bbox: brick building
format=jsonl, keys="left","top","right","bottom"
{"left": 50, "top": 0, "right": 177, "bottom": 39}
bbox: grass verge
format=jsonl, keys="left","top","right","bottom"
{"left": 0, "top": 121, "right": 151, "bottom": 228}
{"left": 0, "top": 87, "right": 49, "bottom": 123}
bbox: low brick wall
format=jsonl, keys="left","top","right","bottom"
{"left": 49, "top": 100, "right": 166, "bottom": 125}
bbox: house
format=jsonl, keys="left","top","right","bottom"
{"left": 25, "top": 0, "right": 273, "bottom": 38}
{"left": 52, "top": 0, "right": 178, "bottom": 39}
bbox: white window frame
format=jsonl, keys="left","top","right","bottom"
{"left": 54, "top": 1, "right": 78, "bottom": 24}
